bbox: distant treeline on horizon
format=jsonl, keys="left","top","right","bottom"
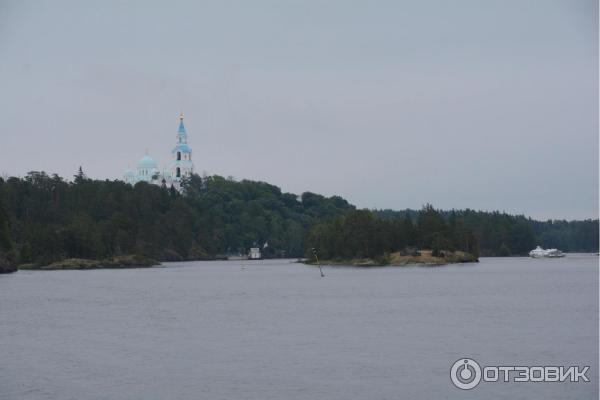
{"left": 0, "top": 170, "right": 597, "bottom": 267}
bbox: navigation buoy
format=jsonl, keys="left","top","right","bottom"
{"left": 312, "top": 248, "right": 325, "bottom": 278}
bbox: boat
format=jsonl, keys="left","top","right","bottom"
{"left": 529, "top": 246, "right": 565, "bottom": 258}
{"left": 544, "top": 248, "right": 566, "bottom": 258}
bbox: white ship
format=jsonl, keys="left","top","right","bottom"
{"left": 529, "top": 246, "right": 566, "bottom": 258}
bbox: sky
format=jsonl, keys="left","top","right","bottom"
{"left": 0, "top": 0, "right": 597, "bottom": 220}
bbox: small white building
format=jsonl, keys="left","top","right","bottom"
{"left": 249, "top": 248, "right": 261, "bottom": 260}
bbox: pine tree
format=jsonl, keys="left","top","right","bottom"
{"left": 74, "top": 166, "right": 86, "bottom": 184}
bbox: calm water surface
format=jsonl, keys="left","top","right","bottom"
{"left": 1, "top": 255, "right": 598, "bottom": 399}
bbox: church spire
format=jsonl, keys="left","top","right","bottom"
{"left": 178, "top": 112, "right": 186, "bottom": 134}
{"left": 176, "top": 112, "right": 188, "bottom": 145}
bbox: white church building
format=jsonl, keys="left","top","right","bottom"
{"left": 124, "top": 114, "right": 194, "bottom": 190}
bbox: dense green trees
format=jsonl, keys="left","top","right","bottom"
{"left": 306, "top": 210, "right": 387, "bottom": 260}
{"left": 529, "top": 219, "right": 599, "bottom": 253}
{"left": 374, "top": 208, "right": 597, "bottom": 256}
{"left": 0, "top": 170, "right": 597, "bottom": 266}
{"left": 451, "top": 210, "right": 536, "bottom": 256}
{"left": 0, "top": 192, "right": 16, "bottom": 272}
{"left": 307, "top": 205, "right": 479, "bottom": 261}
{"left": 0, "top": 171, "right": 353, "bottom": 264}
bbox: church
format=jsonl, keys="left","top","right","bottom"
{"left": 123, "top": 113, "right": 194, "bottom": 190}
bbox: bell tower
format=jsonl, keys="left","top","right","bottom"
{"left": 170, "top": 113, "right": 194, "bottom": 183}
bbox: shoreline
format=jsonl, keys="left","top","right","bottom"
{"left": 305, "top": 250, "right": 479, "bottom": 267}
{"left": 18, "top": 255, "right": 160, "bottom": 271}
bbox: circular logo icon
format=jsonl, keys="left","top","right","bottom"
{"left": 450, "top": 358, "right": 482, "bottom": 390}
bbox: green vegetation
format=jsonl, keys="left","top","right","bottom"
{"left": 374, "top": 209, "right": 599, "bottom": 256}
{"left": 0, "top": 170, "right": 597, "bottom": 270}
{"left": 306, "top": 206, "right": 479, "bottom": 265}
{"left": 0, "top": 193, "right": 17, "bottom": 273}
{"left": 530, "top": 219, "right": 599, "bottom": 253}
{"left": 0, "top": 171, "right": 352, "bottom": 267}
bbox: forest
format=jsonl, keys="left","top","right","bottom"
{"left": 0, "top": 170, "right": 597, "bottom": 268}
{"left": 374, "top": 209, "right": 599, "bottom": 256}
{"left": 306, "top": 205, "right": 479, "bottom": 262}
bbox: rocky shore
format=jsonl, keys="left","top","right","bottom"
{"left": 307, "top": 250, "right": 478, "bottom": 267}
{"left": 0, "top": 250, "right": 17, "bottom": 274}
{"left": 18, "top": 255, "right": 160, "bottom": 271}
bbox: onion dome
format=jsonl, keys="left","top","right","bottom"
{"left": 137, "top": 154, "right": 158, "bottom": 169}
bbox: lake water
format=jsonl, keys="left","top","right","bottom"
{"left": 1, "top": 255, "right": 598, "bottom": 399}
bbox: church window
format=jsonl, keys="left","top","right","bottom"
{"left": 177, "top": 152, "right": 181, "bottom": 160}
{"left": 176, "top": 167, "right": 181, "bottom": 178}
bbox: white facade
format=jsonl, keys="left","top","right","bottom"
{"left": 249, "top": 248, "right": 261, "bottom": 259}
{"left": 123, "top": 114, "right": 194, "bottom": 191}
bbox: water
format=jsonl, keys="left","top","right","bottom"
{"left": 1, "top": 255, "right": 597, "bottom": 399}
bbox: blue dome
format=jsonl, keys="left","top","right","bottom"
{"left": 138, "top": 155, "right": 157, "bottom": 168}
{"left": 172, "top": 143, "right": 192, "bottom": 153}
{"left": 124, "top": 169, "right": 135, "bottom": 176}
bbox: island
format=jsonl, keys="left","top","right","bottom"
{"left": 18, "top": 255, "right": 159, "bottom": 271}
{"left": 306, "top": 249, "right": 478, "bottom": 267}
{"left": 304, "top": 208, "right": 480, "bottom": 266}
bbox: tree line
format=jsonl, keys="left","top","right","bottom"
{"left": 0, "top": 171, "right": 353, "bottom": 265}
{"left": 374, "top": 209, "right": 598, "bottom": 256}
{"left": 306, "top": 205, "right": 479, "bottom": 262}
{"left": 0, "top": 170, "right": 597, "bottom": 267}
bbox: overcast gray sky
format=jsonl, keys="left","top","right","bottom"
{"left": 0, "top": 0, "right": 597, "bottom": 220}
